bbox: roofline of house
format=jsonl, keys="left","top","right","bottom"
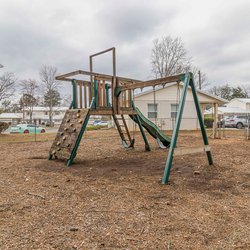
{"left": 134, "top": 82, "right": 227, "bottom": 103}
{"left": 231, "top": 98, "right": 250, "bottom": 104}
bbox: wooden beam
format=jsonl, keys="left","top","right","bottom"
{"left": 90, "top": 47, "right": 115, "bottom": 58}
{"left": 89, "top": 108, "right": 113, "bottom": 115}
{"left": 120, "top": 74, "right": 184, "bottom": 91}
{"left": 55, "top": 70, "right": 141, "bottom": 84}
{"left": 173, "top": 145, "right": 211, "bottom": 156}
{"left": 212, "top": 103, "right": 218, "bottom": 139}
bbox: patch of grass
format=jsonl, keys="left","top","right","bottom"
{"left": 0, "top": 133, "right": 56, "bottom": 143}
{"left": 87, "top": 125, "right": 102, "bottom": 131}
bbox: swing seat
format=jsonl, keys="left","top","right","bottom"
{"left": 173, "top": 145, "right": 211, "bottom": 156}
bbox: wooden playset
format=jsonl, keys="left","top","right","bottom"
{"left": 48, "top": 47, "right": 213, "bottom": 184}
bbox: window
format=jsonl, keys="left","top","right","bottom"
{"left": 148, "top": 104, "right": 157, "bottom": 119}
{"left": 171, "top": 104, "right": 179, "bottom": 118}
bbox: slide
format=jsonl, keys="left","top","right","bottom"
{"left": 129, "top": 107, "right": 171, "bottom": 148}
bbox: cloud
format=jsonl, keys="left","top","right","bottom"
{"left": 0, "top": 0, "right": 250, "bottom": 101}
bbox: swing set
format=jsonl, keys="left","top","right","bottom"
{"left": 48, "top": 47, "right": 213, "bottom": 184}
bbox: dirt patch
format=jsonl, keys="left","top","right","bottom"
{"left": 0, "top": 129, "right": 249, "bottom": 249}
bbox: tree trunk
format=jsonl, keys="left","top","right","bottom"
{"left": 49, "top": 89, "right": 53, "bottom": 126}
{"left": 49, "top": 106, "right": 53, "bottom": 126}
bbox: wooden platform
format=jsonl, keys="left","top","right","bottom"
{"left": 49, "top": 109, "right": 89, "bottom": 160}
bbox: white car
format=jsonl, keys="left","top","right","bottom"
{"left": 224, "top": 115, "right": 249, "bottom": 129}
{"left": 93, "top": 120, "right": 108, "bottom": 127}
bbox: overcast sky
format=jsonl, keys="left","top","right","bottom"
{"left": 1, "top": 0, "right": 250, "bottom": 96}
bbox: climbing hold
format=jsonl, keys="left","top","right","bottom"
{"left": 76, "top": 113, "right": 80, "bottom": 118}
{"left": 77, "top": 109, "right": 81, "bottom": 113}
{"left": 66, "top": 118, "right": 70, "bottom": 123}
{"left": 78, "top": 119, "right": 83, "bottom": 124}
{"left": 62, "top": 136, "right": 66, "bottom": 140}
{"left": 57, "top": 147, "right": 61, "bottom": 151}
{"left": 60, "top": 132, "right": 64, "bottom": 136}
{"left": 52, "top": 150, "right": 56, "bottom": 155}
{"left": 70, "top": 123, "right": 73, "bottom": 127}
{"left": 67, "top": 143, "right": 71, "bottom": 148}
{"left": 73, "top": 128, "right": 76, "bottom": 132}
{"left": 56, "top": 141, "right": 61, "bottom": 146}
{"left": 64, "top": 127, "right": 68, "bottom": 131}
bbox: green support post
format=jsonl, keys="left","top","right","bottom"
{"left": 162, "top": 73, "right": 213, "bottom": 184}
{"left": 130, "top": 90, "right": 133, "bottom": 108}
{"left": 105, "top": 84, "right": 110, "bottom": 107}
{"left": 94, "top": 79, "right": 98, "bottom": 108}
{"left": 162, "top": 73, "right": 190, "bottom": 184}
{"left": 131, "top": 100, "right": 150, "bottom": 151}
{"left": 136, "top": 114, "right": 151, "bottom": 151}
{"left": 72, "top": 79, "right": 77, "bottom": 109}
{"left": 67, "top": 98, "right": 95, "bottom": 166}
{"left": 189, "top": 79, "right": 213, "bottom": 165}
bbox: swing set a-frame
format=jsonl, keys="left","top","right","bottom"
{"left": 48, "top": 47, "right": 213, "bottom": 184}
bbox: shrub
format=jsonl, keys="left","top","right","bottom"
{"left": 204, "top": 117, "right": 214, "bottom": 128}
{"left": 0, "top": 122, "right": 9, "bottom": 133}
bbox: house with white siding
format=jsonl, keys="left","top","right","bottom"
{"left": 0, "top": 106, "right": 68, "bottom": 125}
{"left": 226, "top": 98, "right": 250, "bottom": 111}
{"left": 129, "top": 82, "right": 226, "bottom": 130}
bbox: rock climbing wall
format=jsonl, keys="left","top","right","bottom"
{"left": 49, "top": 109, "right": 89, "bottom": 160}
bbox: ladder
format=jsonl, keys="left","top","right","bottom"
{"left": 113, "top": 114, "right": 135, "bottom": 148}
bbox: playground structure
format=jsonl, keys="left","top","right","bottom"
{"left": 48, "top": 47, "right": 213, "bottom": 184}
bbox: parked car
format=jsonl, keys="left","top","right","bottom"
{"left": 10, "top": 124, "right": 46, "bottom": 134}
{"left": 41, "top": 121, "right": 55, "bottom": 127}
{"left": 224, "top": 115, "right": 249, "bottom": 129}
{"left": 93, "top": 120, "right": 108, "bottom": 127}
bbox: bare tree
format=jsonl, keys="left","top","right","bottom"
{"left": 20, "top": 79, "right": 39, "bottom": 122}
{"left": 61, "top": 94, "right": 72, "bottom": 107}
{"left": 39, "top": 65, "right": 60, "bottom": 126}
{"left": 0, "top": 72, "right": 16, "bottom": 102}
{"left": 151, "top": 36, "right": 191, "bottom": 78}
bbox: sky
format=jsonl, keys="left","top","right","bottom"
{"left": 1, "top": 0, "right": 250, "bottom": 99}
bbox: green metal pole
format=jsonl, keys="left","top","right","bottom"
{"left": 162, "top": 73, "right": 190, "bottom": 184}
{"left": 72, "top": 79, "right": 77, "bottom": 109}
{"left": 130, "top": 90, "right": 133, "bottom": 108}
{"left": 105, "top": 84, "right": 110, "bottom": 107}
{"left": 189, "top": 78, "right": 213, "bottom": 165}
{"left": 136, "top": 114, "right": 151, "bottom": 151}
{"left": 131, "top": 100, "right": 150, "bottom": 151}
{"left": 67, "top": 113, "right": 90, "bottom": 166}
{"left": 94, "top": 79, "right": 98, "bottom": 108}
{"left": 67, "top": 98, "right": 95, "bottom": 166}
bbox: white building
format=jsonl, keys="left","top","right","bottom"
{"left": 0, "top": 106, "right": 68, "bottom": 125}
{"left": 226, "top": 98, "right": 250, "bottom": 111}
{"left": 24, "top": 106, "right": 68, "bottom": 125}
{"left": 129, "top": 82, "right": 226, "bottom": 130}
{"left": 0, "top": 113, "right": 22, "bottom": 125}
{"left": 205, "top": 98, "right": 250, "bottom": 116}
